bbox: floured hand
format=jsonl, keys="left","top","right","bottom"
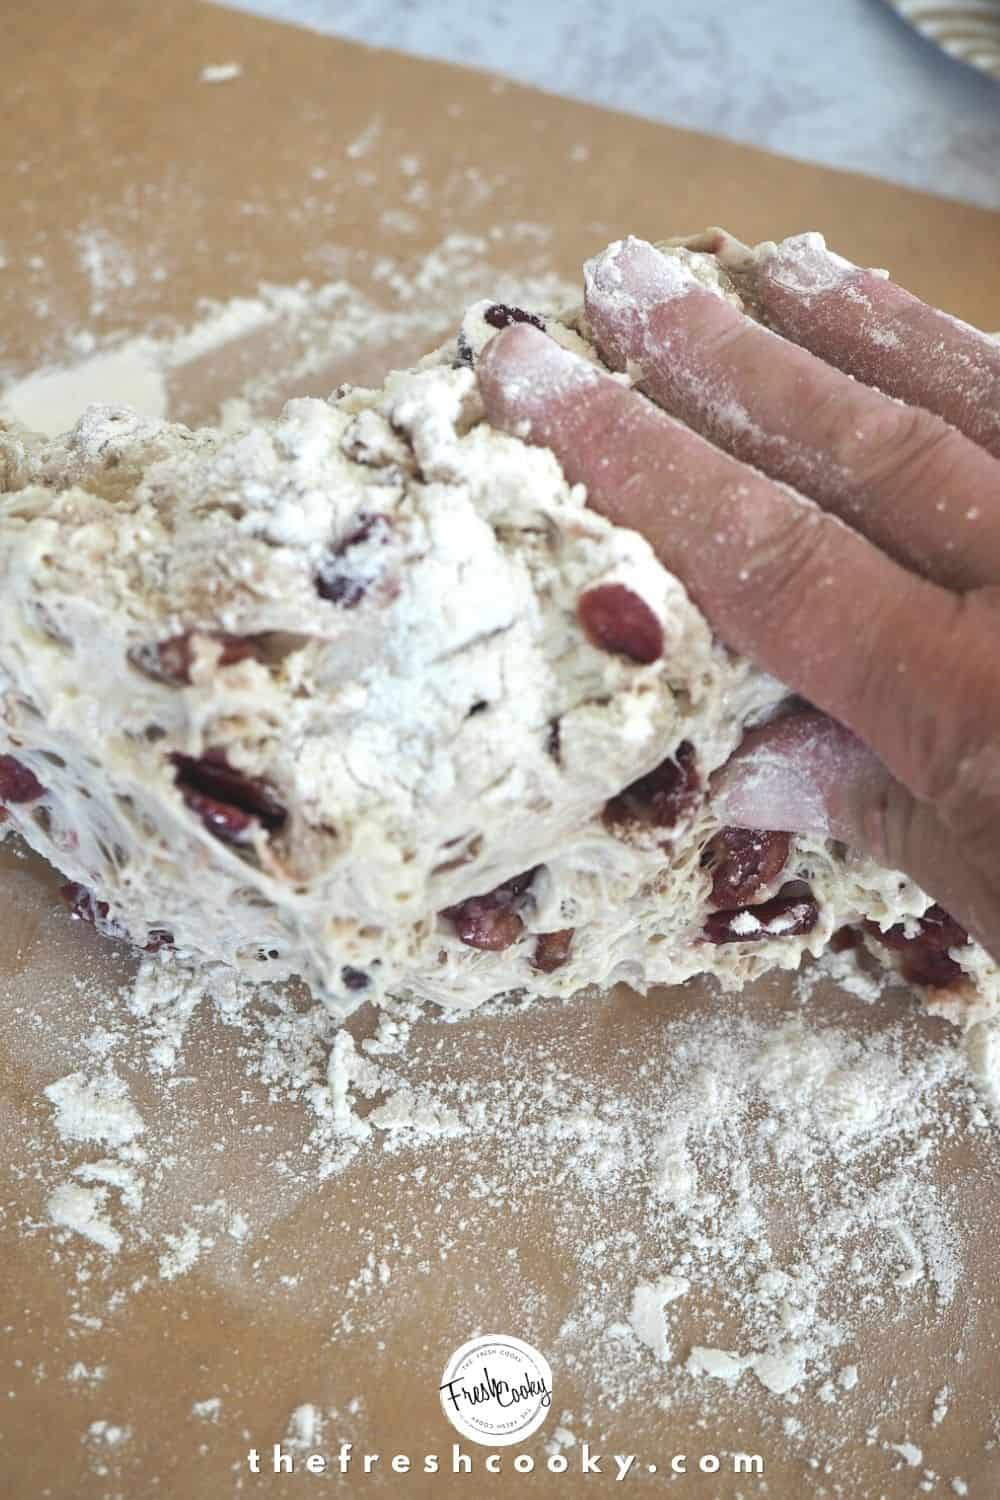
{"left": 477, "top": 232, "right": 1000, "bottom": 961}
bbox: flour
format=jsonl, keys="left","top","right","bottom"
{"left": 285, "top": 1403, "right": 324, "bottom": 1452}
{"left": 0, "top": 234, "right": 575, "bottom": 436}
{"left": 66, "top": 1362, "right": 108, "bottom": 1386}
{"left": 191, "top": 1397, "right": 222, "bottom": 1421}
{"left": 47, "top": 1182, "right": 124, "bottom": 1254}
{"left": 24, "top": 943, "right": 998, "bottom": 1472}
{"left": 44, "top": 1072, "right": 145, "bottom": 1147}
{"left": 889, "top": 1439, "right": 923, "bottom": 1467}
{"left": 86, "top": 1420, "right": 130, "bottom": 1446}
{"left": 83, "top": 1420, "right": 132, "bottom": 1481}
{"left": 629, "top": 1275, "right": 690, "bottom": 1361}
{"left": 2, "top": 341, "right": 168, "bottom": 434}
{"left": 158, "top": 1225, "right": 204, "bottom": 1281}
{"left": 199, "top": 62, "right": 242, "bottom": 84}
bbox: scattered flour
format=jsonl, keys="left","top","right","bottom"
{"left": 158, "top": 1225, "right": 204, "bottom": 1282}
{"left": 3, "top": 342, "right": 167, "bottom": 436}
{"left": 285, "top": 1402, "right": 324, "bottom": 1452}
{"left": 0, "top": 233, "right": 573, "bottom": 437}
{"left": 86, "top": 1419, "right": 131, "bottom": 1446}
{"left": 628, "top": 1275, "right": 690, "bottom": 1362}
{"left": 66, "top": 1362, "right": 108, "bottom": 1386}
{"left": 21, "top": 944, "right": 998, "bottom": 1475}
{"left": 44, "top": 1071, "right": 144, "bottom": 1147}
{"left": 47, "top": 1182, "right": 123, "bottom": 1254}
{"left": 889, "top": 1439, "right": 924, "bottom": 1467}
{"left": 191, "top": 1397, "right": 223, "bottom": 1422}
{"left": 199, "top": 62, "right": 243, "bottom": 83}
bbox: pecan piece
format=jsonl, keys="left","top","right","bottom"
{"left": 172, "top": 750, "right": 286, "bottom": 844}
{"left": 703, "top": 886, "right": 819, "bottom": 944}
{"left": 441, "top": 868, "right": 537, "bottom": 952}
{"left": 603, "top": 742, "right": 700, "bottom": 840}
{"left": 0, "top": 754, "right": 45, "bottom": 804}
{"left": 863, "top": 905, "right": 969, "bottom": 988}
{"left": 532, "top": 928, "right": 575, "bottom": 973}
{"left": 130, "top": 633, "right": 269, "bottom": 685}
{"left": 702, "top": 828, "right": 791, "bottom": 908}
{"left": 577, "top": 583, "right": 664, "bottom": 665}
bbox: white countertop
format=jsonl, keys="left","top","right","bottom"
{"left": 226, "top": 0, "right": 1000, "bottom": 210}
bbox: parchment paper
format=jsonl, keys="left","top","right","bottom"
{"left": 2, "top": 3, "right": 999, "bottom": 1495}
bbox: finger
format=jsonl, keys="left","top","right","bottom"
{"left": 583, "top": 236, "right": 1000, "bottom": 591}
{"left": 710, "top": 710, "right": 876, "bottom": 842}
{"left": 477, "top": 325, "right": 1000, "bottom": 805}
{"left": 752, "top": 232, "right": 1000, "bottom": 461}
{"left": 712, "top": 710, "right": 1000, "bottom": 960}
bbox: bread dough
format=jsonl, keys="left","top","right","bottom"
{"left": 1, "top": 236, "right": 994, "bottom": 1021}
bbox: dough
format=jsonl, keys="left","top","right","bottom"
{"left": 1, "top": 235, "right": 994, "bottom": 1022}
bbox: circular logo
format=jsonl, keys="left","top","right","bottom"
{"left": 439, "top": 1335, "right": 553, "bottom": 1446}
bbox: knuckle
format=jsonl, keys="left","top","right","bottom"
{"left": 721, "top": 491, "right": 831, "bottom": 622}
{"left": 697, "top": 312, "right": 758, "bottom": 369}
{"left": 903, "top": 597, "right": 1000, "bottom": 806}
{"left": 936, "top": 740, "right": 1000, "bottom": 854}
{"left": 821, "top": 391, "right": 953, "bottom": 494}
{"left": 851, "top": 771, "right": 915, "bottom": 871}
{"left": 848, "top": 593, "right": 999, "bottom": 814}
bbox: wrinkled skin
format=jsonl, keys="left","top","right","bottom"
{"left": 477, "top": 234, "right": 1000, "bottom": 962}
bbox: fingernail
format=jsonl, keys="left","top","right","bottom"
{"left": 757, "top": 232, "right": 856, "bottom": 297}
{"left": 583, "top": 236, "right": 700, "bottom": 318}
{"left": 712, "top": 746, "right": 833, "bottom": 837}
{"left": 479, "top": 325, "right": 600, "bottom": 422}
{"left": 712, "top": 713, "right": 873, "bottom": 839}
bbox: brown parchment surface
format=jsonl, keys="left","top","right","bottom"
{"left": 1, "top": 3, "right": 999, "bottom": 1496}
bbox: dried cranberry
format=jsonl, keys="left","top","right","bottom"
{"left": 829, "top": 926, "right": 860, "bottom": 954}
{"left": 180, "top": 791, "right": 254, "bottom": 841}
{"left": 342, "top": 966, "right": 370, "bottom": 991}
{"left": 483, "top": 303, "right": 545, "bottom": 332}
{"left": 863, "top": 905, "right": 969, "bottom": 988}
{"left": 702, "top": 828, "right": 791, "bottom": 908}
{"left": 577, "top": 583, "right": 664, "bottom": 665}
{"left": 442, "top": 868, "right": 537, "bottom": 951}
{"left": 60, "top": 882, "right": 110, "bottom": 925}
{"left": 144, "top": 929, "right": 175, "bottom": 953}
{"left": 316, "top": 513, "right": 392, "bottom": 606}
{"left": 0, "top": 754, "right": 45, "bottom": 804}
{"left": 131, "top": 633, "right": 268, "bottom": 684}
{"left": 703, "top": 887, "right": 819, "bottom": 944}
{"left": 532, "top": 928, "right": 575, "bottom": 973}
{"left": 61, "top": 882, "right": 172, "bottom": 952}
{"left": 172, "top": 750, "right": 286, "bottom": 844}
{"left": 603, "top": 742, "right": 700, "bottom": 840}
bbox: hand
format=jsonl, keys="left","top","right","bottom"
{"left": 477, "top": 232, "right": 1000, "bottom": 961}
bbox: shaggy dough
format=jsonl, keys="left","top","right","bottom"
{"left": 1, "top": 234, "right": 994, "bottom": 1021}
